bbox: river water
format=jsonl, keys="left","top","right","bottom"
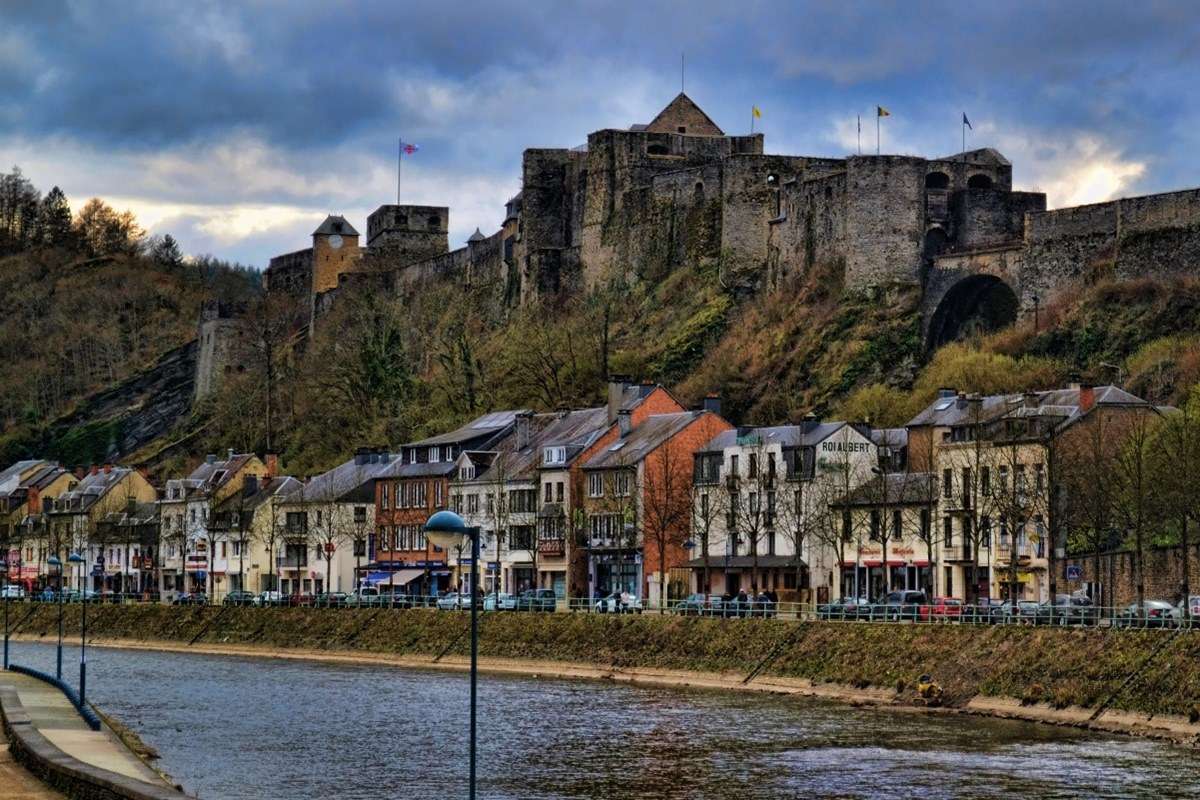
{"left": 8, "top": 641, "right": 1199, "bottom": 799}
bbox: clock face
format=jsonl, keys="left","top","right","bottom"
{"left": 328, "top": 234, "right": 344, "bottom": 250}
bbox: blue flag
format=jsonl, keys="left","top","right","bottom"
{"left": 962, "top": 113, "right": 972, "bottom": 130}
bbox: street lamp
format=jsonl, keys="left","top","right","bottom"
{"left": 47, "top": 555, "right": 62, "bottom": 680}
{"left": 0, "top": 559, "right": 9, "bottom": 670}
{"left": 68, "top": 552, "right": 86, "bottom": 705}
{"left": 424, "top": 510, "right": 480, "bottom": 800}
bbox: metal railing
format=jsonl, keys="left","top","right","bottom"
{"left": 5, "top": 590, "right": 1198, "bottom": 629}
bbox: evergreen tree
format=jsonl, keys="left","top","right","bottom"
{"left": 38, "top": 186, "right": 73, "bottom": 248}
{"left": 150, "top": 233, "right": 184, "bottom": 270}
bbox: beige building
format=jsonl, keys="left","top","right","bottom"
{"left": 0, "top": 460, "right": 78, "bottom": 590}
{"left": 206, "top": 476, "right": 301, "bottom": 594}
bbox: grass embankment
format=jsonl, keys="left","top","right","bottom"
{"left": 12, "top": 605, "right": 1200, "bottom": 719}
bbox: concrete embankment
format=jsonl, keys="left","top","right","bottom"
{"left": 10, "top": 604, "right": 1200, "bottom": 745}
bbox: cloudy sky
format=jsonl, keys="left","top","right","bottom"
{"left": 3, "top": 1, "right": 1199, "bottom": 267}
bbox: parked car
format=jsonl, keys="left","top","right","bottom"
{"left": 674, "top": 593, "right": 721, "bottom": 616}
{"left": 1, "top": 584, "right": 27, "bottom": 600}
{"left": 172, "top": 592, "right": 208, "bottom": 606}
{"left": 385, "top": 592, "right": 413, "bottom": 609}
{"left": 255, "top": 590, "right": 283, "bottom": 607}
{"left": 284, "top": 593, "right": 314, "bottom": 608}
{"left": 223, "top": 591, "right": 257, "bottom": 607}
{"left": 816, "top": 596, "right": 870, "bottom": 621}
{"left": 436, "top": 592, "right": 464, "bottom": 610}
{"left": 346, "top": 586, "right": 382, "bottom": 607}
{"left": 1034, "top": 594, "right": 1097, "bottom": 626}
{"left": 919, "top": 597, "right": 964, "bottom": 622}
{"left": 36, "top": 587, "right": 58, "bottom": 602}
{"left": 1115, "top": 600, "right": 1181, "bottom": 628}
{"left": 989, "top": 600, "right": 1041, "bottom": 625}
{"left": 483, "top": 592, "right": 516, "bottom": 612}
{"left": 312, "top": 592, "right": 348, "bottom": 608}
{"left": 516, "top": 589, "right": 558, "bottom": 613}
{"left": 594, "top": 591, "right": 641, "bottom": 614}
{"left": 867, "top": 590, "right": 927, "bottom": 621}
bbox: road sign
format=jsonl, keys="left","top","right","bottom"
{"left": 1066, "top": 564, "right": 1082, "bottom": 581}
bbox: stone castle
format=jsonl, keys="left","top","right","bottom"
{"left": 250, "top": 91, "right": 1200, "bottom": 362}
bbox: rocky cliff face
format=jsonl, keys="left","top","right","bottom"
{"left": 42, "top": 339, "right": 198, "bottom": 466}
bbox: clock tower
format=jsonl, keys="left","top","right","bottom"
{"left": 311, "top": 215, "right": 361, "bottom": 296}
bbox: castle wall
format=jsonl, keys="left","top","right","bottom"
{"left": 951, "top": 189, "right": 1046, "bottom": 251}
{"left": 580, "top": 129, "right": 763, "bottom": 288}
{"left": 518, "top": 149, "right": 587, "bottom": 301}
{"left": 843, "top": 156, "right": 928, "bottom": 288}
{"left": 769, "top": 170, "right": 848, "bottom": 288}
{"left": 265, "top": 248, "right": 312, "bottom": 297}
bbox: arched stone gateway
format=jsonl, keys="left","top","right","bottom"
{"left": 926, "top": 274, "right": 1020, "bottom": 350}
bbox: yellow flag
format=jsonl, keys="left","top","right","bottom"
{"left": 752, "top": 105, "right": 762, "bottom": 119}
{"left": 877, "top": 105, "right": 890, "bottom": 117}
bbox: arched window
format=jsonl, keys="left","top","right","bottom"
{"left": 693, "top": 182, "right": 704, "bottom": 200}
{"left": 925, "top": 171, "right": 950, "bottom": 190}
{"left": 427, "top": 215, "right": 440, "bottom": 228}
{"left": 967, "top": 174, "right": 993, "bottom": 189}
{"left": 647, "top": 143, "right": 669, "bottom": 156}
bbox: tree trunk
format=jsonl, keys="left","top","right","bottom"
{"left": 1182, "top": 516, "right": 1191, "bottom": 619}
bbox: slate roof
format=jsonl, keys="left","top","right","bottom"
{"left": 312, "top": 215, "right": 359, "bottom": 236}
{"left": 471, "top": 406, "right": 612, "bottom": 483}
{"left": 54, "top": 468, "right": 136, "bottom": 513}
{"left": 213, "top": 476, "right": 302, "bottom": 515}
{"left": 282, "top": 454, "right": 402, "bottom": 503}
{"left": 582, "top": 411, "right": 705, "bottom": 470}
{"left": 905, "top": 385, "right": 1149, "bottom": 429}
{"left": 697, "top": 421, "right": 858, "bottom": 453}
{"left": 409, "top": 410, "right": 528, "bottom": 447}
{"left": 836, "top": 472, "right": 937, "bottom": 507}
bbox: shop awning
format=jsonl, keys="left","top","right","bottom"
{"left": 366, "top": 569, "right": 425, "bottom": 587}
{"left": 886, "top": 560, "right": 905, "bottom": 567}
{"left": 863, "top": 560, "right": 882, "bottom": 567}
{"left": 683, "top": 556, "right": 802, "bottom": 569}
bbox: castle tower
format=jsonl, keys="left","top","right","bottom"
{"left": 311, "top": 215, "right": 360, "bottom": 295}
{"left": 365, "top": 204, "right": 450, "bottom": 267}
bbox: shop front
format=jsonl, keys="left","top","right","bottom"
{"left": 590, "top": 550, "right": 641, "bottom": 599}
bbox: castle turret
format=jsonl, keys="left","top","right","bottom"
{"left": 311, "top": 215, "right": 360, "bottom": 295}
{"left": 366, "top": 204, "right": 449, "bottom": 267}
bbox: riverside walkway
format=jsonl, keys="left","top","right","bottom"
{"left": 0, "top": 669, "right": 183, "bottom": 798}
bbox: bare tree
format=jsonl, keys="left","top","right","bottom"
{"left": 691, "top": 471, "right": 729, "bottom": 596}
{"left": 641, "top": 438, "right": 694, "bottom": 611}
{"left": 1111, "top": 408, "right": 1164, "bottom": 612}
{"left": 1153, "top": 389, "right": 1200, "bottom": 614}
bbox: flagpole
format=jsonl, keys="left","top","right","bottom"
{"left": 857, "top": 114, "right": 861, "bottom": 155}
{"left": 397, "top": 137, "right": 402, "bottom": 205}
{"left": 876, "top": 113, "right": 880, "bottom": 156}
{"left": 750, "top": 107, "right": 754, "bottom": 135}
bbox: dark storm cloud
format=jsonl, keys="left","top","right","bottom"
{"left": 2, "top": 0, "right": 1199, "bottom": 263}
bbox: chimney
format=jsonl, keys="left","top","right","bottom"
{"left": 607, "top": 375, "right": 633, "bottom": 424}
{"left": 617, "top": 408, "right": 632, "bottom": 437}
{"left": 515, "top": 411, "right": 533, "bottom": 450}
{"left": 264, "top": 453, "right": 278, "bottom": 479}
{"left": 26, "top": 487, "right": 40, "bottom": 515}
{"left": 354, "top": 447, "right": 370, "bottom": 466}
{"left": 227, "top": 448, "right": 235, "bottom": 462}
{"left": 74, "top": 466, "right": 85, "bottom": 479}
{"left": 205, "top": 453, "right": 217, "bottom": 464}
{"left": 955, "top": 392, "right": 968, "bottom": 410}
{"left": 1023, "top": 390, "right": 1038, "bottom": 409}
{"left": 1079, "top": 385, "right": 1096, "bottom": 414}
{"left": 702, "top": 393, "right": 722, "bottom": 416}
{"left": 103, "top": 463, "right": 113, "bottom": 474}
{"left": 89, "top": 465, "right": 99, "bottom": 476}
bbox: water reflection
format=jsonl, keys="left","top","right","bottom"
{"left": 9, "top": 642, "right": 1198, "bottom": 799}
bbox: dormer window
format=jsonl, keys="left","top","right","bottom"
{"left": 460, "top": 466, "right": 476, "bottom": 481}
{"left": 543, "top": 446, "right": 566, "bottom": 466}
{"left": 429, "top": 447, "right": 440, "bottom": 463}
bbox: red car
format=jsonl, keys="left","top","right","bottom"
{"left": 919, "top": 597, "right": 964, "bottom": 621}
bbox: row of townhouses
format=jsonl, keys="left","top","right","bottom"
{"left": 0, "top": 380, "right": 1163, "bottom": 606}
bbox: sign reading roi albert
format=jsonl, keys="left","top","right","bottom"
{"left": 819, "top": 440, "right": 872, "bottom": 454}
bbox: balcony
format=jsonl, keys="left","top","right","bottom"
{"left": 725, "top": 476, "right": 740, "bottom": 492}
{"left": 942, "top": 545, "right": 974, "bottom": 562}
{"left": 276, "top": 555, "right": 309, "bottom": 570}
